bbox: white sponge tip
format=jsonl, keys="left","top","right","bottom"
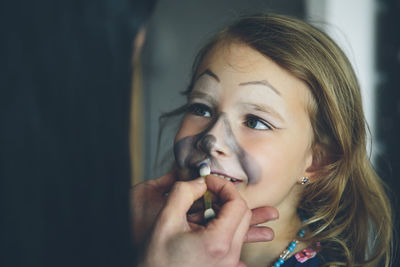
{"left": 199, "top": 163, "right": 211, "bottom": 177}
{"left": 204, "top": 208, "right": 216, "bottom": 220}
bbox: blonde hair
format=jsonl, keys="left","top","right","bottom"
{"left": 184, "top": 13, "right": 393, "bottom": 266}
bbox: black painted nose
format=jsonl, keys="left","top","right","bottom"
{"left": 197, "top": 134, "right": 216, "bottom": 155}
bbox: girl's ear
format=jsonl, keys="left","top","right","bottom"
{"left": 305, "top": 144, "right": 330, "bottom": 182}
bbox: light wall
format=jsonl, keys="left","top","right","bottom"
{"left": 306, "top": 0, "right": 377, "bottom": 159}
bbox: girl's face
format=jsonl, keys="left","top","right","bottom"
{"left": 174, "top": 42, "right": 316, "bottom": 210}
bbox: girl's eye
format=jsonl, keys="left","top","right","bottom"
{"left": 245, "top": 116, "right": 271, "bottom": 130}
{"left": 187, "top": 103, "right": 212, "bottom": 118}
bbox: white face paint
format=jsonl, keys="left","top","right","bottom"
{"left": 174, "top": 42, "right": 316, "bottom": 212}
{"left": 192, "top": 74, "right": 222, "bottom": 98}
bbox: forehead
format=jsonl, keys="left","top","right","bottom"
{"left": 196, "top": 41, "right": 266, "bottom": 77}
{"left": 196, "top": 42, "right": 312, "bottom": 100}
{"left": 193, "top": 42, "right": 316, "bottom": 129}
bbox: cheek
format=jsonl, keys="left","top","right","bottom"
{"left": 253, "top": 142, "right": 307, "bottom": 180}
{"left": 175, "top": 115, "right": 208, "bottom": 141}
{"left": 173, "top": 117, "right": 210, "bottom": 174}
{"left": 239, "top": 136, "right": 289, "bottom": 181}
{"left": 253, "top": 148, "right": 287, "bottom": 180}
{"left": 175, "top": 117, "right": 189, "bottom": 141}
{"left": 174, "top": 119, "right": 193, "bottom": 169}
{"left": 241, "top": 149, "right": 299, "bottom": 208}
{"left": 239, "top": 134, "right": 287, "bottom": 171}
{"left": 238, "top": 137, "right": 305, "bottom": 205}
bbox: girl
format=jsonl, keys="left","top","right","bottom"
{"left": 164, "top": 13, "right": 393, "bottom": 266}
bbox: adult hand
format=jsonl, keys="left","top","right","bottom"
{"left": 130, "top": 171, "right": 176, "bottom": 248}
{"left": 139, "top": 175, "right": 278, "bottom": 267}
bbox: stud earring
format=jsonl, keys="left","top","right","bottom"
{"left": 300, "top": 177, "right": 309, "bottom": 185}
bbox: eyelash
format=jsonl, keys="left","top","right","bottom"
{"left": 187, "top": 103, "right": 212, "bottom": 117}
{"left": 244, "top": 115, "right": 273, "bottom": 130}
{"left": 187, "top": 103, "right": 273, "bottom": 131}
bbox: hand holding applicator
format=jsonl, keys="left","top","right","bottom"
{"left": 199, "top": 163, "right": 216, "bottom": 221}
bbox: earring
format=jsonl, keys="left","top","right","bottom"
{"left": 300, "top": 177, "right": 309, "bottom": 185}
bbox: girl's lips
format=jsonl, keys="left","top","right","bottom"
{"left": 210, "top": 171, "right": 244, "bottom": 183}
{"left": 193, "top": 161, "right": 247, "bottom": 184}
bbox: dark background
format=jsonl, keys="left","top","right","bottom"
{"left": 375, "top": 0, "right": 400, "bottom": 265}
{"left": 0, "top": 1, "right": 155, "bottom": 266}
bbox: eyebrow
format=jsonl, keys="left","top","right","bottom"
{"left": 239, "top": 80, "right": 281, "bottom": 96}
{"left": 242, "top": 102, "right": 285, "bottom": 122}
{"left": 188, "top": 90, "right": 218, "bottom": 107}
{"left": 196, "top": 69, "right": 220, "bottom": 82}
{"left": 196, "top": 69, "right": 281, "bottom": 96}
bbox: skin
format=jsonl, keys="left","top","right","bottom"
{"left": 174, "top": 42, "right": 317, "bottom": 266}
{"left": 132, "top": 174, "right": 279, "bottom": 267}
{"left": 174, "top": 113, "right": 261, "bottom": 185}
{"left": 131, "top": 26, "right": 281, "bottom": 267}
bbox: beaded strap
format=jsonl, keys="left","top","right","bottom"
{"left": 272, "top": 229, "right": 306, "bottom": 267}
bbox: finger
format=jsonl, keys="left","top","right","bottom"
{"left": 229, "top": 206, "right": 252, "bottom": 261}
{"left": 202, "top": 179, "right": 251, "bottom": 261}
{"left": 187, "top": 198, "right": 204, "bottom": 214}
{"left": 238, "top": 260, "right": 247, "bottom": 267}
{"left": 158, "top": 178, "right": 207, "bottom": 231}
{"left": 151, "top": 171, "right": 177, "bottom": 193}
{"left": 243, "top": 225, "right": 275, "bottom": 243}
{"left": 250, "top": 206, "right": 279, "bottom": 225}
{"left": 205, "top": 175, "right": 242, "bottom": 203}
{"left": 205, "top": 176, "right": 249, "bottom": 235}
{"left": 201, "top": 202, "right": 251, "bottom": 266}
{"left": 187, "top": 211, "right": 204, "bottom": 224}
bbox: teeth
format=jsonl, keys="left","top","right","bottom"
{"left": 213, "top": 173, "right": 237, "bottom": 182}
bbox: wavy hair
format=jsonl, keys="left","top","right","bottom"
{"left": 171, "top": 13, "right": 393, "bottom": 266}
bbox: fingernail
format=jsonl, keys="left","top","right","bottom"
{"left": 196, "top": 177, "right": 205, "bottom": 184}
{"left": 263, "top": 230, "right": 275, "bottom": 241}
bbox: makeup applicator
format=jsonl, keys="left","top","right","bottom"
{"left": 199, "top": 163, "right": 216, "bottom": 221}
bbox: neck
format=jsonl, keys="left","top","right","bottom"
{"left": 241, "top": 201, "right": 306, "bottom": 266}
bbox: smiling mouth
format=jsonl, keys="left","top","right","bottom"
{"left": 211, "top": 171, "right": 243, "bottom": 183}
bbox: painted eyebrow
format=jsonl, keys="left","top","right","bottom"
{"left": 196, "top": 69, "right": 220, "bottom": 82}
{"left": 196, "top": 70, "right": 279, "bottom": 97}
{"left": 241, "top": 103, "right": 285, "bottom": 122}
{"left": 239, "top": 80, "right": 281, "bottom": 96}
{"left": 188, "top": 91, "right": 218, "bottom": 107}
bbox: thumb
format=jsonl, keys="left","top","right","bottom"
{"left": 151, "top": 171, "right": 176, "bottom": 192}
{"left": 157, "top": 177, "right": 207, "bottom": 231}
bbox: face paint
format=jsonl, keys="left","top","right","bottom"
{"left": 175, "top": 42, "right": 315, "bottom": 214}
{"left": 218, "top": 114, "right": 261, "bottom": 184}
{"left": 198, "top": 135, "right": 216, "bottom": 155}
{"left": 193, "top": 72, "right": 221, "bottom": 94}
{"left": 174, "top": 112, "right": 261, "bottom": 184}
